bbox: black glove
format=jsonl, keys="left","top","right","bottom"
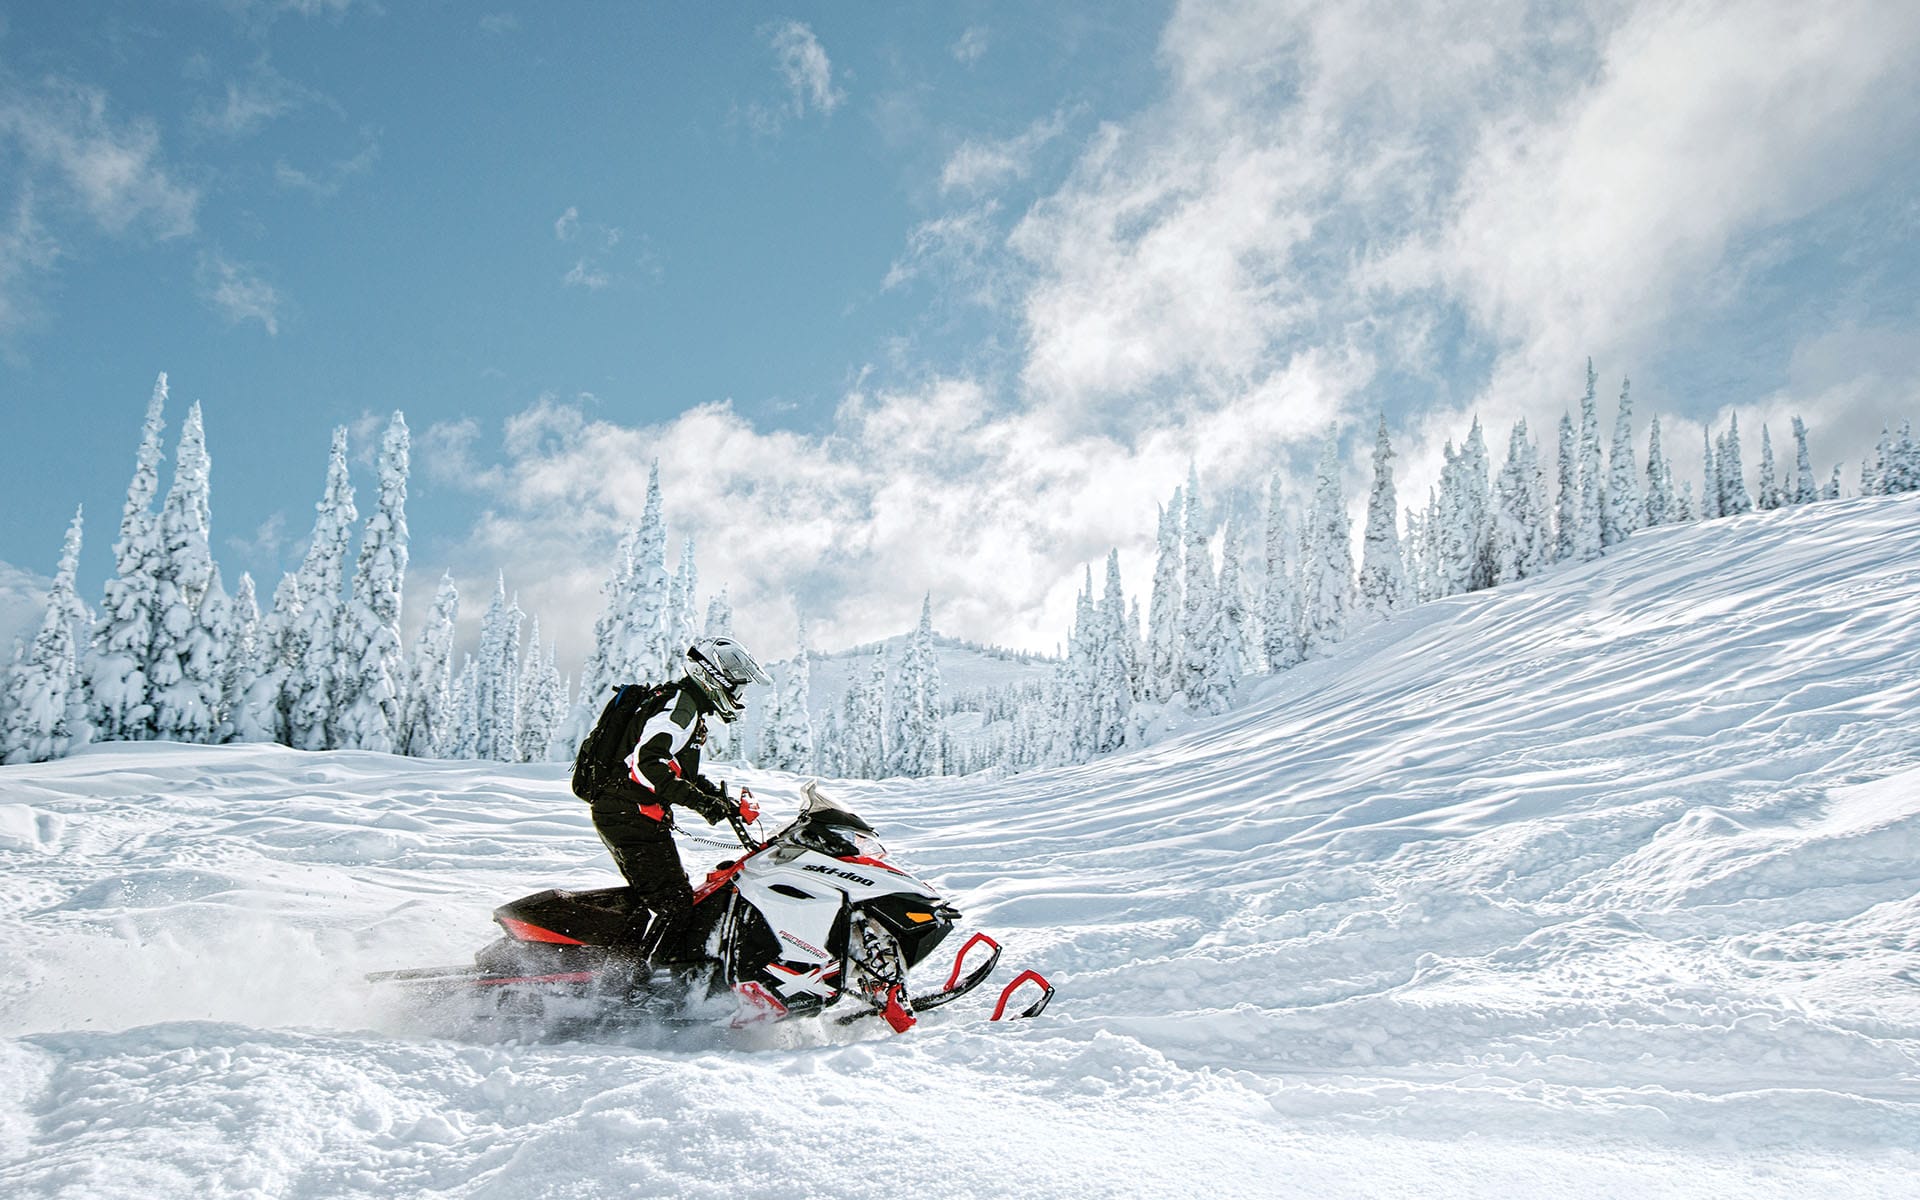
{"left": 668, "top": 778, "right": 728, "bottom": 824}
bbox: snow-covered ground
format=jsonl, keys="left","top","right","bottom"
{"left": 4, "top": 495, "right": 1920, "bottom": 1198}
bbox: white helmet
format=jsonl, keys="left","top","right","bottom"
{"left": 684, "top": 636, "right": 772, "bottom": 723}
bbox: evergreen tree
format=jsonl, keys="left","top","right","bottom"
{"left": 705, "top": 587, "right": 733, "bottom": 637}
{"left": 1092, "top": 549, "right": 1133, "bottom": 753}
{"left": 1145, "top": 487, "right": 1183, "bottom": 702}
{"left": 88, "top": 373, "right": 168, "bottom": 742}
{"left": 1643, "top": 415, "right": 1673, "bottom": 527}
{"left": 1700, "top": 428, "right": 1722, "bottom": 520}
{"left": 1357, "top": 416, "right": 1408, "bottom": 620}
{"left": 1300, "top": 430, "right": 1354, "bottom": 656}
{"left": 1493, "top": 419, "right": 1550, "bottom": 583}
{"left": 445, "top": 656, "right": 482, "bottom": 760}
{"left": 473, "top": 576, "right": 524, "bottom": 761}
{"left": 775, "top": 618, "right": 817, "bottom": 774}
{"left": 1201, "top": 518, "right": 1250, "bottom": 714}
{"left": 887, "top": 597, "right": 941, "bottom": 775}
{"left": 148, "top": 402, "right": 223, "bottom": 744}
{"left": 288, "top": 428, "right": 358, "bottom": 751}
{"left": 338, "top": 413, "right": 410, "bottom": 752}
{"left": 1176, "top": 469, "right": 1220, "bottom": 707}
{"left": 758, "top": 664, "right": 788, "bottom": 769}
{"left": 400, "top": 574, "right": 458, "bottom": 757}
{"left": 219, "top": 572, "right": 274, "bottom": 743}
{"left": 1436, "top": 420, "right": 1494, "bottom": 594}
{"left": 1756, "top": 425, "right": 1780, "bottom": 510}
{"left": 253, "top": 572, "right": 303, "bottom": 745}
{"left": 1719, "top": 415, "right": 1752, "bottom": 515}
{"left": 669, "top": 535, "right": 698, "bottom": 661}
{"left": 515, "top": 618, "right": 567, "bottom": 763}
{"left": 1603, "top": 377, "right": 1642, "bottom": 545}
{"left": 1261, "top": 474, "right": 1301, "bottom": 671}
{"left": 1574, "top": 360, "right": 1604, "bottom": 561}
{"left": 1824, "top": 465, "right": 1843, "bottom": 500}
{"left": 1791, "top": 417, "right": 1818, "bottom": 505}
{"left": 1553, "top": 413, "right": 1578, "bottom": 561}
{"left": 633, "top": 463, "right": 673, "bottom": 679}
{"left": 2, "top": 509, "right": 95, "bottom": 764}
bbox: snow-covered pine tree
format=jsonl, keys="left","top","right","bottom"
{"left": 1176, "top": 469, "right": 1222, "bottom": 709}
{"left": 2, "top": 508, "right": 95, "bottom": 764}
{"left": 1574, "top": 361, "right": 1604, "bottom": 561}
{"left": 1700, "top": 428, "right": 1722, "bottom": 521}
{"left": 1791, "top": 417, "right": 1818, "bottom": 505}
{"left": 1887, "top": 421, "right": 1919, "bottom": 493}
{"left": 1553, "top": 413, "right": 1578, "bottom": 561}
{"left": 632, "top": 463, "right": 673, "bottom": 680}
{"left": 1261, "top": 474, "right": 1301, "bottom": 670}
{"left": 445, "top": 655, "right": 481, "bottom": 760}
{"left": 1493, "top": 419, "right": 1550, "bottom": 583}
{"left": 1436, "top": 420, "right": 1494, "bottom": 594}
{"left": 148, "top": 402, "right": 223, "bottom": 744}
{"left": 400, "top": 574, "right": 458, "bottom": 758}
{"left": 1825, "top": 464, "right": 1843, "bottom": 501}
{"left": 1300, "top": 430, "right": 1354, "bottom": 656}
{"left": 337, "top": 412, "right": 410, "bottom": 753}
{"left": 758, "top": 665, "right": 788, "bottom": 769}
{"left": 1603, "top": 378, "right": 1642, "bottom": 546}
{"left": 1756, "top": 425, "right": 1780, "bottom": 511}
{"left": 1064, "top": 568, "right": 1098, "bottom": 761}
{"left": 251, "top": 573, "right": 302, "bottom": 745}
{"left": 1643, "top": 415, "right": 1673, "bottom": 527}
{"left": 668, "top": 535, "right": 698, "bottom": 664}
{"left": 1145, "top": 488, "right": 1183, "bottom": 703}
{"left": 1092, "top": 549, "right": 1132, "bottom": 753}
{"left": 705, "top": 587, "right": 733, "bottom": 637}
{"left": 515, "top": 618, "right": 567, "bottom": 763}
{"left": 1401, "top": 505, "right": 1425, "bottom": 604}
{"left": 776, "top": 617, "right": 816, "bottom": 774}
{"left": 473, "top": 576, "right": 524, "bottom": 761}
{"left": 1719, "top": 415, "right": 1752, "bottom": 515}
{"left": 288, "top": 428, "right": 358, "bottom": 751}
{"left": 1205, "top": 517, "right": 1252, "bottom": 713}
{"left": 887, "top": 597, "right": 941, "bottom": 775}
{"left": 219, "top": 572, "right": 274, "bottom": 743}
{"left": 87, "top": 373, "right": 167, "bottom": 742}
{"left": 1357, "top": 416, "right": 1408, "bottom": 621}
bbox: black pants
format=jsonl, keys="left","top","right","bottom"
{"left": 589, "top": 797, "right": 692, "bottom": 931}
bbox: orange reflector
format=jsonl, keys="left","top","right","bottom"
{"left": 906, "top": 911, "right": 934, "bottom": 924}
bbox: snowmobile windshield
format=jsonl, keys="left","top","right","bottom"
{"left": 788, "top": 782, "right": 886, "bottom": 860}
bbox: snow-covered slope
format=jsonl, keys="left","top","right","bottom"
{"left": 4, "top": 496, "right": 1920, "bottom": 1197}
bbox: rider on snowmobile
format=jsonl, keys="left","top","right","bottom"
{"left": 590, "top": 636, "right": 772, "bottom": 963}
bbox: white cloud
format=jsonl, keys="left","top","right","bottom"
{"left": 275, "top": 135, "right": 379, "bottom": 199}
{"left": 198, "top": 253, "right": 284, "bottom": 335}
{"left": 553, "top": 206, "right": 579, "bottom": 241}
{"left": 193, "top": 60, "right": 319, "bottom": 139}
{"left": 0, "top": 80, "right": 197, "bottom": 239}
{"left": 0, "top": 78, "right": 196, "bottom": 341}
{"left": 939, "top": 111, "right": 1068, "bottom": 195}
{"left": 767, "top": 21, "right": 843, "bottom": 119}
{"left": 952, "top": 26, "right": 989, "bottom": 66}
{"left": 563, "top": 259, "right": 610, "bottom": 290}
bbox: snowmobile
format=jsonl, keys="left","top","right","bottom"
{"left": 369, "top": 782, "right": 1052, "bottom": 1033}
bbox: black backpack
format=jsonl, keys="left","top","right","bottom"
{"left": 570, "top": 681, "right": 676, "bottom": 801}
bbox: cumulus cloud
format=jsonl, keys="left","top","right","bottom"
{"left": 451, "top": 0, "right": 1920, "bottom": 661}
{"left": 198, "top": 253, "right": 284, "bottom": 335}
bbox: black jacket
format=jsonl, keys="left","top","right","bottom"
{"left": 615, "top": 682, "right": 725, "bottom": 825}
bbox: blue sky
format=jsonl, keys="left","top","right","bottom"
{"left": 3, "top": 0, "right": 1917, "bottom": 668}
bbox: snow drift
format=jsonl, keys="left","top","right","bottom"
{"left": 2, "top": 495, "right": 1918, "bottom": 1197}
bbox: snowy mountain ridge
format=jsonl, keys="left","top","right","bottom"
{"left": 2, "top": 494, "right": 1918, "bottom": 1197}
